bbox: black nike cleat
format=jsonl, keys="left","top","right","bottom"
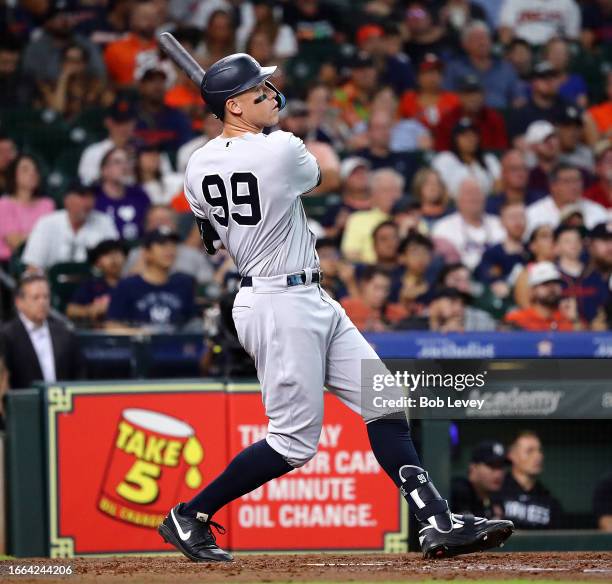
{"left": 419, "top": 513, "right": 514, "bottom": 559}
{"left": 158, "top": 503, "right": 233, "bottom": 562}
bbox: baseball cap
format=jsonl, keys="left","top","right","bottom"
{"left": 340, "top": 156, "right": 370, "bottom": 180}
{"left": 87, "top": 239, "right": 125, "bottom": 264}
{"left": 528, "top": 261, "right": 563, "bottom": 287}
{"left": 356, "top": 24, "right": 384, "bottom": 47}
{"left": 65, "top": 180, "right": 95, "bottom": 197}
{"left": 524, "top": 120, "right": 556, "bottom": 145}
{"left": 351, "top": 51, "right": 375, "bottom": 69}
{"left": 143, "top": 226, "right": 180, "bottom": 247}
{"left": 458, "top": 73, "right": 482, "bottom": 93}
{"left": 431, "top": 286, "right": 470, "bottom": 302}
{"left": 419, "top": 53, "right": 443, "bottom": 73}
{"left": 532, "top": 61, "right": 557, "bottom": 78}
{"left": 589, "top": 222, "right": 612, "bottom": 240}
{"left": 137, "top": 65, "right": 168, "bottom": 82}
{"left": 107, "top": 98, "right": 137, "bottom": 122}
{"left": 556, "top": 105, "right": 583, "bottom": 126}
{"left": 471, "top": 441, "right": 509, "bottom": 467}
{"left": 452, "top": 117, "right": 477, "bottom": 136}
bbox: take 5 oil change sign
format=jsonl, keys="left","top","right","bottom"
{"left": 46, "top": 383, "right": 229, "bottom": 556}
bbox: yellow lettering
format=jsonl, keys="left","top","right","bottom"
{"left": 116, "top": 421, "right": 133, "bottom": 449}
{"left": 116, "top": 460, "right": 161, "bottom": 504}
{"left": 163, "top": 440, "right": 182, "bottom": 466}
{"left": 144, "top": 436, "right": 166, "bottom": 464}
{"left": 124, "top": 430, "right": 145, "bottom": 458}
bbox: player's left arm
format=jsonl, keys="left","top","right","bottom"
{"left": 184, "top": 175, "right": 222, "bottom": 255}
{"left": 288, "top": 133, "right": 321, "bottom": 196}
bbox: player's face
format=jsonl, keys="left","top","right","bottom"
{"left": 509, "top": 436, "right": 543, "bottom": 477}
{"left": 471, "top": 463, "right": 505, "bottom": 493}
{"left": 232, "top": 82, "right": 280, "bottom": 128}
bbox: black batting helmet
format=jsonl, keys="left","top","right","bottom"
{"left": 200, "top": 53, "right": 286, "bottom": 119}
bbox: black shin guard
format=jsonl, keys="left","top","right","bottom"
{"left": 399, "top": 465, "right": 452, "bottom": 533}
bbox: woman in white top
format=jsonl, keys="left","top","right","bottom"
{"left": 136, "top": 146, "right": 184, "bottom": 206}
{"left": 432, "top": 117, "right": 500, "bottom": 198}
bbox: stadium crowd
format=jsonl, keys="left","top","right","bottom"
{"left": 0, "top": 0, "right": 611, "bottom": 341}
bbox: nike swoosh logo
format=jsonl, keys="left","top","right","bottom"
{"left": 171, "top": 508, "right": 191, "bottom": 541}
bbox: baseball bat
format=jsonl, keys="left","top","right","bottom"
{"left": 158, "top": 31, "right": 205, "bottom": 87}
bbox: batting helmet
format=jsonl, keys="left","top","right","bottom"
{"left": 201, "top": 53, "right": 286, "bottom": 119}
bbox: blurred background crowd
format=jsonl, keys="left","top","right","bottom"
{"left": 0, "top": 0, "right": 611, "bottom": 357}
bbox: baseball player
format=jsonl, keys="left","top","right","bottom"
{"left": 158, "top": 50, "right": 514, "bottom": 561}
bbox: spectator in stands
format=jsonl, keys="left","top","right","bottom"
{"left": 444, "top": 20, "right": 521, "bottom": 110}
{"left": 581, "top": 0, "right": 612, "bottom": 52}
{"left": 554, "top": 224, "right": 609, "bottom": 324}
{"left": 0, "top": 272, "right": 85, "bottom": 389}
{"left": 236, "top": 0, "right": 297, "bottom": 60}
{"left": 197, "top": 10, "right": 237, "bottom": 69}
{"left": 124, "top": 205, "right": 214, "bottom": 286}
{"left": 432, "top": 177, "right": 505, "bottom": 270}
{"left": 486, "top": 150, "right": 542, "bottom": 215}
{"left": 509, "top": 61, "right": 567, "bottom": 139}
{"left": 107, "top": 226, "right": 196, "bottom": 330}
{"left": 134, "top": 66, "right": 193, "bottom": 152}
{"left": 434, "top": 263, "right": 499, "bottom": 329}
{"left": 0, "top": 155, "right": 54, "bottom": 263}
{"left": 497, "top": 430, "right": 564, "bottom": 529}
{"left": 451, "top": 441, "right": 507, "bottom": 519}
{"left": 396, "top": 286, "right": 493, "bottom": 331}
{"left": 498, "top": 0, "right": 581, "bottom": 46}
{"left": 439, "top": 0, "right": 489, "bottom": 50}
{"left": 524, "top": 120, "right": 562, "bottom": 196}
{"left": 504, "top": 38, "right": 533, "bottom": 87}
{"left": 543, "top": 37, "right": 588, "bottom": 108}
{"left": 94, "top": 147, "right": 150, "bottom": 240}
{"left": 397, "top": 231, "right": 434, "bottom": 312}
{"left": 75, "top": 0, "right": 132, "bottom": 49}
{"left": 556, "top": 105, "right": 595, "bottom": 171}
{"left": 78, "top": 98, "right": 138, "bottom": 186}
{"left": 435, "top": 73, "right": 509, "bottom": 152}
{"left": 527, "top": 163, "right": 607, "bottom": 232}
{"left": 475, "top": 202, "right": 528, "bottom": 293}
{"left": 593, "top": 473, "right": 612, "bottom": 532}
{"left": 333, "top": 52, "right": 379, "bottom": 129}
{"left": 505, "top": 261, "right": 583, "bottom": 330}
{"left": 320, "top": 157, "right": 371, "bottom": 240}
{"left": 103, "top": 0, "right": 159, "bottom": 86}
{"left": 22, "top": 182, "right": 118, "bottom": 271}
{"left": 398, "top": 53, "right": 460, "bottom": 137}
{"left": 279, "top": 100, "right": 341, "bottom": 195}
{"left": 315, "top": 238, "right": 351, "bottom": 300}
{"left": 136, "top": 145, "right": 183, "bottom": 205}
{"left": 402, "top": 2, "right": 448, "bottom": 65}
{"left": 0, "top": 134, "right": 17, "bottom": 194}
{"left": 513, "top": 224, "right": 556, "bottom": 308}
{"left": 585, "top": 140, "right": 612, "bottom": 208}
{"left": 66, "top": 239, "right": 126, "bottom": 326}
{"left": 584, "top": 70, "right": 612, "bottom": 146}
{"left": 589, "top": 222, "right": 612, "bottom": 281}
{"left": 282, "top": 0, "right": 345, "bottom": 50}
{"left": 22, "top": 1, "right": 106, "bottom": 85}
{"left": 340, "top": 266, "right": 407, "bottom": 332}
{"left": 432, "top": 118, "right": 501, "bottom": 197}
{"left": 305, "top": 84, "right": 350, "bottom": 152}
{"left": 0, "top": 34, "right": 34, "bottom": 107}
{"left": 355, "top": 23, "right": 415, "bottom": 97}
{"left": 411, "top": 167, "right": 452, "bottom": 229}
{"left": 353, "top": 109, "right": 421, "bottom": 186}
{"left": 341, "top": 168, "right": 403, "bottom": 263}
{"left": 38, "top": 43, "right": 106, "bottom": 122}
{"left": 176, "top": 107, "right": 224, "bottom": 173}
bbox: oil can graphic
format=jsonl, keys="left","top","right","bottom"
{"left": 98, "top": 408, "right": 204, "bottom": 528}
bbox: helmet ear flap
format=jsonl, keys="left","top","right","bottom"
{"left": 265, "top": 80, "right": 286, "bottom": 112}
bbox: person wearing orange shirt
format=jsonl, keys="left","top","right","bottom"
{"left": 340, "top": 266, "right": 407, "bottom": 332}
{"left": 104, "top": 0, "right": 158, "bottom": 86}
{"left": 504, "top": 261, "right": 582, "bottom": 331}
{"left": 398, "top": 53, "right": 460, "bottom": 135}
{"left": 584, "top": 71, "right": 612, "bottom": 146}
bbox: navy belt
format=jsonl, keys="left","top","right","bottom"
{"left": 241, "top": 271, "right": 321, "bottom": 288}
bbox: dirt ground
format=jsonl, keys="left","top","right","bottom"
{"left": 2, "top": 552, "right": 611, "bottom": 584}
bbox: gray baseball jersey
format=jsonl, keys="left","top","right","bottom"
{"left": 184, "top": 130, "right": 320, "bottom": 277}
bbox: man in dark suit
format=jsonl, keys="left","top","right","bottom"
{"left": 1, "top": 272, "right": 85, "bottom": 389}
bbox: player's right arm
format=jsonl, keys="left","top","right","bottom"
{"left": 281, "top": 132, "right": 321, "bottom": 196}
